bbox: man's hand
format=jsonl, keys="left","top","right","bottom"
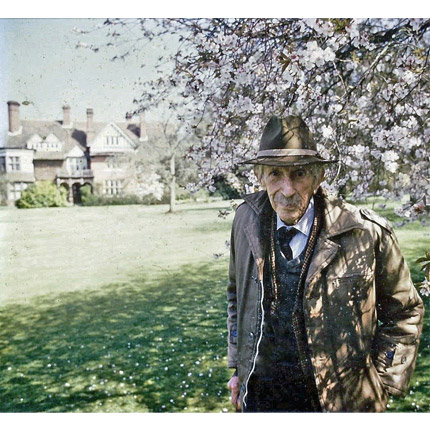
{"left": 227, "top": 375, "right": 241, "bottom": 411}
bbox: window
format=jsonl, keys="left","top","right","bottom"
{"left": 28, "top": 134, "right": 61, "bottom": 151}
{"left": 67, "top": 157, "right": 87, "bottom": 173}
{"left": 107, "top": 157, "right": 121, "bottom": 169}
{"left": 0, "top": 157, "right": 5, "bottom": 173}
{"left": 105, "top": 135, "right": 121, "bottom": 146}
{"left": 8, "top": 156, "right": 20, "bottom": 171}
{"left": 8, "top": 182, "right": 27, "bottom": 200}
{"left": 104, "top": 180, "right": 123, "bottom": 195}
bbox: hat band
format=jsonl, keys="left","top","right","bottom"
{"left": 257, "top": 149, "right": 319, "bottom": 158}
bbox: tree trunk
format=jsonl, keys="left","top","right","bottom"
{"left": 168, "top": 153, "right": 176, "bottom": 213}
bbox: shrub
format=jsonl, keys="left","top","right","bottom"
{"left": 81, "top": 193, "right": 153, "bottom": 206}
{"left": 80, "top": 184, "right": 92, "bottom": 202}
{"left": 81, "top": 182, "right": 167, "bottom": 206}
{"left": 16, "top": 182, "right": 68, "bottom": 209}
{"left": 81, "top": 184, "right": 211, "bottom": 207}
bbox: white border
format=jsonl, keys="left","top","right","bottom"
{"left": 0, "top": 1, "right": 429, "bottom": 18}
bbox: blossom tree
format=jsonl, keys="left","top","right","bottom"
{"left": 78, "top": 18, "right": 430, "bottom": 217}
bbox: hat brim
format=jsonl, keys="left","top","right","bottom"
{"left": 239, "top": 155, "right": 337, "bottom": 166}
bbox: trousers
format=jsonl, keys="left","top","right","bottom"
{"left": 244, "top": 366, "right": 318, "bottom": 413}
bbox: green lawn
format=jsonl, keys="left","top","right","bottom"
{"left": 0, "top": 199, "right": 428, "bottom": 412}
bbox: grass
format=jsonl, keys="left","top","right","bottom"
{"left": 0, "top": 201, "right": 232, "bottom": 304}
{"left": 0, "top": 201, "right": 234, "bottom": 412}
{"left": 0, "top": 198, "right": 429, "bottom": 412}
{"left": 0, "top": 262, "right": 231, "bottom": 412}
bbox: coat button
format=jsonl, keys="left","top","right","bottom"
{"left": 248, "top": 332, "right": 255, "bottom": 342}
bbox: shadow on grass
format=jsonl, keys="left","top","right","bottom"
{"left": 1, "top": 258, "right": 428, "bottom": 413}
{"left": 0, "top": 261, "right": 232, "bottom": 413}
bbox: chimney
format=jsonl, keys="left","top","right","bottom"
{"left": 139, "top": 111, "right": 148, "bottom": 142}
{"left": 86, "top": 108, "right": 95, "bottom": 146}
{"left": 7, "top": 101, "right": 21, "bottom": 134}
{"left": 62, "top": 105, "right": 72, "bottom": 128}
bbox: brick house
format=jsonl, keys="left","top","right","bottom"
{"left": 0, "top": 101, "right": 150, "bottom": 205}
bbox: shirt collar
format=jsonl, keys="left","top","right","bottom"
{"left": 276, "top": 196, "right": 315, "bottom": 237}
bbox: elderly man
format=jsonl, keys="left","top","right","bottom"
{"left": 226, "top": 116, "right": 424, "bottom": 412}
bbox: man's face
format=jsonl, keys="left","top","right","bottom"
{"left": 261, "top": 165, "right": 323, "bottom": 225}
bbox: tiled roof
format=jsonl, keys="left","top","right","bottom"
{"left": 72, "top": 121, "right": 142, "bottom": 143}
{"left": 6, "top": 120, "right": 87, "bottom": 158}
{"left": 7, "top": 120, "right": 71, "bottom": 149}
{"left": 7, "top": 116, "right": 159, "bottom": 140}
{"left": 4, "top": 117, "right": 161, "bottom": 164}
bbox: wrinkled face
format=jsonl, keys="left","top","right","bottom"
{"left": 261, "top": 165, "right": 324, "bottom": 225}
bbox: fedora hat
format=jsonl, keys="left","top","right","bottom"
{"left": 241, "top": 115, "right": 336, "bottom": 166}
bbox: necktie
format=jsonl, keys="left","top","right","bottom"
{"left": 277, "top": 227, "right": 297, "bottom": 260}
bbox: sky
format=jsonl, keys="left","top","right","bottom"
{"left": 0, "top": 18, "right": 175, "bottom": 143}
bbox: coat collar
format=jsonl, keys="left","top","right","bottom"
{"left": 319, "top": 188, "right": 365, "bottom": 237}
{"left": 241, "top": 191, "right": 272, "bottom": 279}
{"left": 243, "top": 190, "right": 271, "bottom": 216}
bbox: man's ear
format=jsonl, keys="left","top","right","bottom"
{"left": 254, "top": 165, "right": 267, "bottom": 190}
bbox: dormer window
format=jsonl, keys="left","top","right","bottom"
{"left": 27, "top": 133, "right": 61, "bottom": 151}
